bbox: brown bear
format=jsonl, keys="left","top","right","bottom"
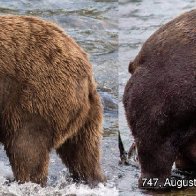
{"left": 0, "top": 15, "right": 105, "bottom": 186}
{"left": 123, "top": 10, "right": 196, "bottom": 189}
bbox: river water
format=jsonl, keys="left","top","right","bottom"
{"left": 0, "top": 0, "right": 118, "bottom": 195}
{"left": 119, "top": 0, "right": 196, "bottom": 195}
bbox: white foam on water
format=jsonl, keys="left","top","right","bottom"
{"left": 0, "top": 161, "right": 118, "bottom": 196}
{"left": 0, "top": 182, "right": 119, "bottom": 196}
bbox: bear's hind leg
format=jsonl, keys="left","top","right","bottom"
{"left": 4, "top": 115, "right": 52, "bottom": 186}
{"left": 136, "top": 132, "right": 177, "bottom": 189}
{"left": 175, "top": 141, "right": 196, "bottom": 171}
{"left": 56, "top": 99, "right": 105, "bottom": 186}
{"left": 175, "top": 153, "right": 196, "bottom": 171}
{"left": 176, "top": 122, "right": 196, "bottom": 172}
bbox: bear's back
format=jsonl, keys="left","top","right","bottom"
{"left": 0, "top": 16, "right": 95, "bottom": 132}
{"left": 0, "top": 15, "right": 91, "bottom": 79}
{"left": 124, "top": 10, "right": 196, "bottom": 133}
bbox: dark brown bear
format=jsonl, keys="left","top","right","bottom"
{"left": 0, "top": 15, "right": 105, "bottom": 186}
{"left": 123, "top": 10, "right": 196, "bottom": 189}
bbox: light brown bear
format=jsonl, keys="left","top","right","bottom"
{"left": 0, "top": 15, "right": 105, "bottom": 186}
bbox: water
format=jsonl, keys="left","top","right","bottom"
{"left": 0, "top": 0, "right": 118, "bottom": 195}
{"left": 119, "top": 0, "right": 196, "bottom": 195}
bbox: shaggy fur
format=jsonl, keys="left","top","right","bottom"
{"left": 123, "top": 10, "right": 196, "bottom": 189}
{"left": 0, "top": 15, "right": 104, "bottom": 186}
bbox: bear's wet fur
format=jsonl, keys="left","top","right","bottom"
{"left": 0, "top": 15, "right": 105, "bottom": 186}
{"left": 123, "top": 10, "right": 196, "bottom": 189}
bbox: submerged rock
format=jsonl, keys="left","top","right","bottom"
{"left": 100, "top": 92, "right": 118, "bottom": 111}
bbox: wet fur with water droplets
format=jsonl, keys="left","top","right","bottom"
{"left": 0, "top": 15, "right": 105, "bottom": 186}
{"left": 123, "top": 10, "right": 196, "bottom": 189}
